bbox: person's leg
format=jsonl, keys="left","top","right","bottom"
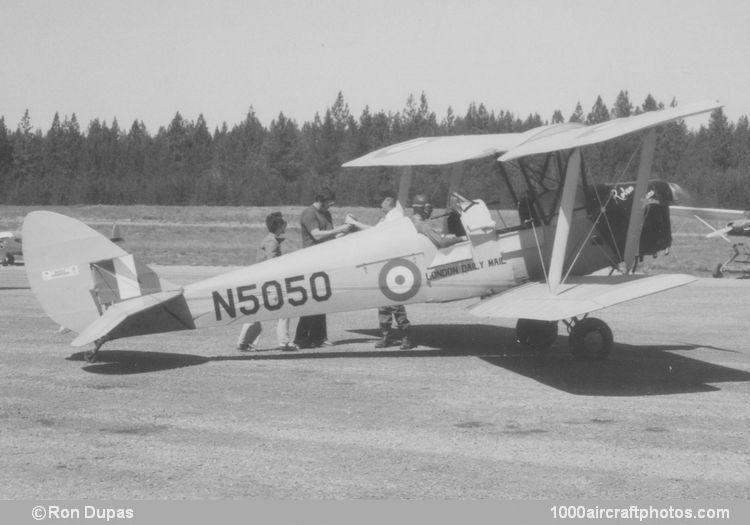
{"left": 395, "top": 306, "right": 413, "bottom": 349}
{"left": 294, "top": 316, "right": 312, "bottom": 347}
{"left": 277, "top": 318, "right": 297, "bottom": 351}
{"left": 277, "top": 318, "right": 290, "bottom": 346}
{"left": 237, "top": 322, "right": 262, "bottom": 351}
{"left": 375, "top": 306, "right": 394, "bottom": 348}
{"left": 310, "top": 314, "right": 329, "bottom": 346}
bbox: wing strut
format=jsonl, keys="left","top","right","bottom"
{"left": 622, "top": 129, "right": 657, "bottom": 273}
{"left": 397, "top": 167, "right": 412, "bottom": 208}
{"left": 447, "top": 165, "right": 463, "bottom": 207}
{"left": 547, "top": 148, "right": 582, "bottom": 294}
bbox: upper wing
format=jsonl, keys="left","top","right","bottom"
{"left": 342, "top": 133, "right": 529, "bottom": 167}
{"left": 500, "top": 100, "right": 721, "bottom": 161}
{"left": 468, "top": 274, "right": 696, "bottom": 321}
{"left": 343, "top": 101, "right": 720, "bottom": 168}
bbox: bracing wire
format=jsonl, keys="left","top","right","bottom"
{"left": 560, "top": 138, "right": 645, "bottom": 283}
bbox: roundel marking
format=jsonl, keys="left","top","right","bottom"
{"left": 378, "top": 258, "right": 422, "bottom": 302}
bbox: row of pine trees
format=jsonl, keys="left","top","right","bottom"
{"left": 0, "top": 91, "right": 747, "bottom": 208}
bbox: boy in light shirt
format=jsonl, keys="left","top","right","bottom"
{"left": 236, "top": 211, "right": 297, "bottom": 352}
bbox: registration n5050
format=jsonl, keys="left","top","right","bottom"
{"left": 212, "top": 272, "right": 332, "bottom": 320}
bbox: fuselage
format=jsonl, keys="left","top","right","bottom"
{"left": 181, "top": 210, "right": 618, "bottom": 329}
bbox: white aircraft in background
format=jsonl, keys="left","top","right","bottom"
{"left": 22, "top": 100, "right": 720, "bottom": 363}
{"left": 0, "top": 230, "right": 22, "bottom": 266}
{"left": 672, "top": 205, "right": 750, "bottom": 277}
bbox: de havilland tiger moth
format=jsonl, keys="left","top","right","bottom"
{"left": 22, "top": 100, "right": 721, "bottom": 363}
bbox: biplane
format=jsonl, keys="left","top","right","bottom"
{"left": 22, "top": 100, "right": 720, "bottom": 363}
{"left": 671, "top": 205, "right": 750, "bottom": 277}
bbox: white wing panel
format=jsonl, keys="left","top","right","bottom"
{"left": 468, "top": 274, "right": 696, "bottom": 321}
{"left": 500, "top": 100, "right": 721, "bottom": 161}
{"left": 670, "top": 206, "right": 746, "bottom": 222}
{"left": 342, "top": 133, "right": 527, "bottom": 167}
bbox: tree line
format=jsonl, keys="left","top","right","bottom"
{"left": 0, "top": 91, "right": 748, "bottom": 208}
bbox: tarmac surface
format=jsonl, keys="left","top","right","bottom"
{"left": 1, "top": 264, "right": 749, "bottom": 499}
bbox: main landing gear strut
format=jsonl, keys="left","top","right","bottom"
{"left": 515, "top": 316, "right": 613, "bottom": 361}
{"left": 563, "top": 317, "right": 613, "bottom": 361}
{"left": 84, "top": 337, "right": 108, "bottom": 363}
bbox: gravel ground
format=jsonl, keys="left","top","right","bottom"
{"left": 1, "top": 265, "right": 748, "bottom": 499}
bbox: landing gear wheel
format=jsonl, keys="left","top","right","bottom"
{"left": 712, "top": 262, "right": 724, "bottom": 278}
{"left": 568, "top": 318, "right": 613, "bottom": 361}
{"left": 516, "top": 319, "right": 558, "bottom": 351}
{"left": 1, "top": 254, "right": 12, "bottom": 266}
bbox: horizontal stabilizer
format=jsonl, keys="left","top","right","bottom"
{"left": 468, "top": 274, "right": 696, "bottom": 321}
{"left": 71, "top": 290, "right": 195, "bottom": 347}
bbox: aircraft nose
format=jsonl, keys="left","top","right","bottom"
{"left": 667, "top": 182, "right": 692, "bottom": 205}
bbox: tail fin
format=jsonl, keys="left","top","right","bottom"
{"left": 23, "top": 211, "right": 177, "bottom": 334}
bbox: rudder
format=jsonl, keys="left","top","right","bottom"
{"left": 23, "top": 211, "right": 176, "bottom": 333}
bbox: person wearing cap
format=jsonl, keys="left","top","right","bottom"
{"left": 410, "top": 194, "right": 464, "bottom": 248}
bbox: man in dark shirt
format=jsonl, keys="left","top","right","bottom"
{"left": 294, "top": 188, "right": 352, "bottom": 348}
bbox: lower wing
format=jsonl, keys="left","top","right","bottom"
{"left": 468, "top": 274, "right": 696, "bottom": 321}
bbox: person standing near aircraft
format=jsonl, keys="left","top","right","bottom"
{"left": 346, "top": 196, "right": 414, "bottom": 349}
{"left": 345, "top": 196, "right": 404, "bottom": 230}
{"left": 237, "top": 212, "right": 298, "bottom": 352}
{"left": 294, "top": 188, "right": 352, "bottom": 349}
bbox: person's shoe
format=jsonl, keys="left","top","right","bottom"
{"left": 399, "top": 337, "right": 414, "bottom": 350}
{"left": 318, "top": 340, "right": 334, "bottom": 347}
{"left": 237, "top": 343, "right": 257, "bottom": 352}
{"left": 280, "top": 343, "right": 299, "bottom": 352}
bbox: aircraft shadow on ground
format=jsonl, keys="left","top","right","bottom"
{"left": 68, "top": 350, "right": 211, "bottom": 375}
{"left": 69, "top": 324, "right": 750, "bottom": 396}
{"left": 361, "top": 324, "right": 750, "bottom": 396}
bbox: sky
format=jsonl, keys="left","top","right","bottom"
{"left": 1, "top": 0, "right": 749, "bottom": 134}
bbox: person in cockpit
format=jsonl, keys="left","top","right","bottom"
{"left": 410, "top": 194, "right": 464, "bottom": 248}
